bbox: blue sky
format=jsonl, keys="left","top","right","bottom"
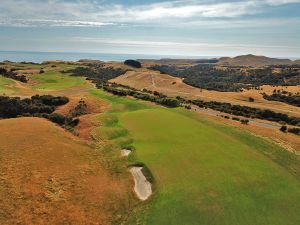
{"left": 0, "top": 0, "right": 300, "bottom": 58}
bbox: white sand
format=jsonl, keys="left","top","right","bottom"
{"left": 121, "top": 149, "right": 131, "bottom": 157}
{"left": 130, "top": 167, "right": 152, "bottom": 201}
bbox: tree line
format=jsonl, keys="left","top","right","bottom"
{"left": 0, "top": 95, "right": 79, "bottom": 129}
{"left": 191, "top": 99, "right": 300, "bottom": 126}
{"left": 280, "top": 125, "right": 300, "bottom": 135}
{"left": 149, "top": 64, "right": 300, "bottom": 92}
{"left": 263, "top": 93, "right": 300, "bottom": 107}
{"left": 103, "top": 83, "right": 180, "bottom": 108}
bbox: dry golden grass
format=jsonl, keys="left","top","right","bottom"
{"left": 0, "top": 117, "right": 134, "bottom": 224}
{"left": 55, "top": 94, "right": 111, "bottom": 141}
{"left": 204, "top": 112, "right": 300, "bottom": 154}
{"left": 16, "top": 69, "right": 40, "bottom": 75}
{"left": 111, "top": 70, "right": 300, "bottom": 117}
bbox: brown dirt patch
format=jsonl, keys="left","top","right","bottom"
{"left": 55, "top": 94, "right": 109, "bottom": 116}
{"left": 0, "top": 117, "right": 134, "bottom": 224}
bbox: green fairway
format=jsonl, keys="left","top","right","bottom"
{"left": 0, "top": 76, "right": 16, "bottom": 95}
{"left": 31, "top": 71, "right": 87, "bottom": 91}
{"left": 90, "top": 90, "right": 300, "bottom": 225}
{"left": 120, "top": 108, "right": 300, "bottom": 225}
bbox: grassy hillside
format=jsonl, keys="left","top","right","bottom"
{"left": 31, "top": 71, "right": 87, "bottom": 91}
{"left": 0, "top": 117, "right": 134, "bottom": 224}
{"left": 0, "top": 76, "right": 16, "bottom": 95}
{"left": 89, "top": 89, "right": 300, "bottom": 225}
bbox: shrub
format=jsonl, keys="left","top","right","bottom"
{"left": 48, "top": 113, "right": 66, "bottom": 125}
{"left": 0, "top": 67, "right": 28, "bottom": 83}
{"left": 0, "top": 95, "right": 75, "bottom": 129}
{"left": 124, "top": 60, "right": 142, "bottom": 68}
{"left": 288, "top": 127, "right": 300, "bottom": 135}
{"left": 263, "top": 93, "right": 300, "bottom": 107}
{"left": 280, "top": 125, "right": 287, "bottom": 132}
{"left": 241, "top": 119, "right": 249, "bottom": 125}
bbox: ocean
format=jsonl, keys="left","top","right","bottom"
{"left": 0, "top": 51, "right": 205, "bottom": 63}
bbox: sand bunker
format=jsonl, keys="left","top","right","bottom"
{"left": 121, "top": 149, "right": 131, "bottom": 157}
{"left": 130, "top": 167, "right": 152, "bottom": 201}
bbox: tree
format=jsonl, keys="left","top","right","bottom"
{"left": 124, "top": 60, "right": 142, "bottom": 68}
{"left": 280, "top": 125, "right": 287, "bottom": 132}
{"left": 249, "top": 97, "right": 254, "bottom": 102}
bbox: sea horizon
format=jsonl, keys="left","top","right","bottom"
{"left": 0, "top": 50, "right": 222, "bottom": 64}
{"left": 1, "top": 50, "right": 298, "bottom": 64}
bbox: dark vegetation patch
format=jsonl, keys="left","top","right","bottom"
{"left": 0, "top": 67, "right": 28, "bottom": 83}
{"left": 149, "top": 64, "right": 300, "bottom": 92}
{"left": 103, "top": 83, "right": 180, "bottom": 108}
{"left": 287, "top": 127, "right": 300, "bottom": 135}
{"left": 280, "top": 125, "right": 300, "bottom": 135}
{"left": 69, "top": 99, "right": 88, "bottom": 117}
{"left": 263, "top": 91, "right": 300, "bottom": 107}
{"left": 191, "top": 99, "right": 300, "bottom": 126}
{"left": 124, "top": 60, "right": 142, "bottom": 68}
{"left": 221, "top": 115, "right": 250, "bottom": 125}
{"left": 69, "top": 64, "right": 127, "bottom": 83}
{"left": 196, "top": 59, "right": 219, "bottom": 64}
{"left": 0, "top": 95, "right": 79, "bottom": 129}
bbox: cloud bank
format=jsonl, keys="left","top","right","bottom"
{"left": 0, "top": 0, "right": 299, "bottom": 27}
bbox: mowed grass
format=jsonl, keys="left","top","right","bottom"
{"left": 31, "top": 71, "right": 87, "bottom": 91}
{"left": 89, "top": 90, "right": 300, "bottom": 225}
{"left": 0, "top": 76, "right": 16, "bottom": 95}
{"left": 89, "top": 89, "right": 149, "bottom": 149}
{"left": 120, "top": 108, "right": 300, "bottom": 225}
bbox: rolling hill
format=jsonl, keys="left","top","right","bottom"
{"left": 218, "top": 54, "right": 292, "bottom": 66}
{"left": 0, "top": 61, "right": 299, "bottom": 225}
{"left": 0, "top": 117, "right": 134, "bottom": 224}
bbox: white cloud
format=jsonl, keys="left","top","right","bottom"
{"left": 0, "top": 0, "right": 299, "bottom": 27}
{"left": 72, "top": 37, "right": 300, "bottom": 50}
{"left": 264, "top": 0, "right": 300, "bottom": 5}
{"left": 0, "top": 18, "right": 112, "bottom": 27}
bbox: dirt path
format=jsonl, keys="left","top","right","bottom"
{"left": 151, "top": 74, "right": 156, "bottom": 88}
{"left": 130, "top": 167, "right": 152, "bottom": 201}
